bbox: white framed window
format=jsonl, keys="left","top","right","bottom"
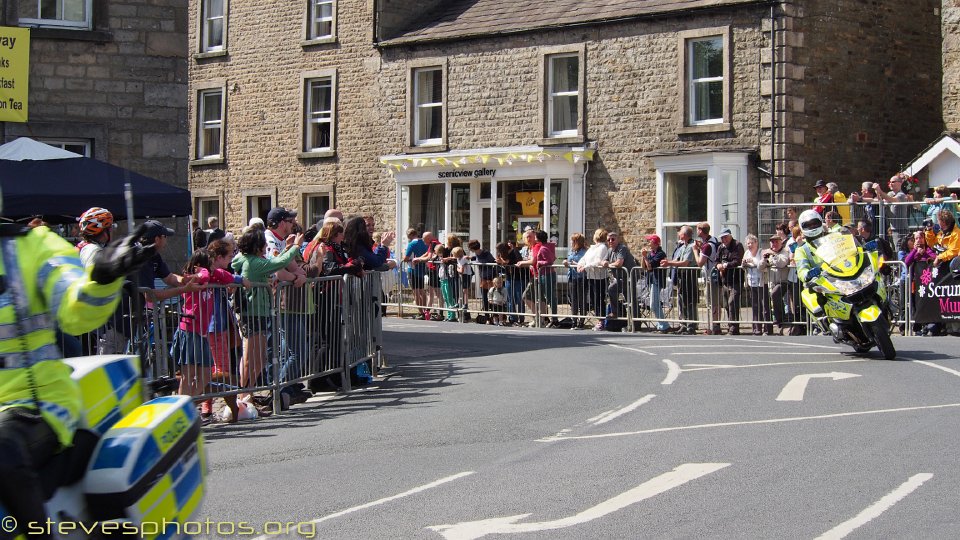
{"left": 18, "top": 0, "right": 90, "bottom": 29}
{"left": 303, "top": 193, "right": 332, "bottom": 226}
{"left": 413, "top": 67, "right": 443, "bottom": 146}
{"left": 687, "top": 36, "right": 724, "bottom": 125}
{"left": 304, "top": 76, "right": 334, "bottom": 152}
{"left": 37, "top": 138, "right": 91, "bottom": 157}
{"left": 547, "top": 54, "right": 579, "bottom": 137}
{"left": 200, "top": 0, "right": 225, "bottom": 53}
{"left": 195, "top": 197, "right": 221, "bottom": 228}
{"left": 244, "top": 192, "right": 275, "bottom": 224}
{"left": 307, "top": 0, "right": 335, "bottom": 41}
{"left": 196, "top": 88, "right": 224, "bottom": 159}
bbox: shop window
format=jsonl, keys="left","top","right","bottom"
{"left": 663, "top": 172, "right": 708, "bottom": 226}
{"left": 450, "top": 183, "right": 470, "bottom": 240}
{"left": 405, "top": 184, "right": 445, "bottom": 237}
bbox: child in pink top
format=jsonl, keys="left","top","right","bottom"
{"left": 172, "top": 249, "right": 247, "bottom": 414}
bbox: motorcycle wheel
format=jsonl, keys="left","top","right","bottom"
{"left": 868, "top": 314, "right": 897, "bottom": 360}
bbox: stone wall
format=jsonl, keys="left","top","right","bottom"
{"left": 782, "top": 0, "right": 942, "bottom": 200}
{"left": 4, "top": 0, "right": 188, "bottom": 187}
{"left": 944, "top": 0, "right": 960, "bottom": 131}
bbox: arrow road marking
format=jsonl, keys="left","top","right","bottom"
{"left": 427, "top": 463, "right": 730, "bottom": 540}
{"left": 814, "top": 473, "right": 933, "bottom": 540}
{"left": 776, "top": 372, "right": 861, "bottom": 401}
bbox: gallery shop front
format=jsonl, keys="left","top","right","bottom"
{"left": 381, "top": 146, "right": 594, "bottom": 256}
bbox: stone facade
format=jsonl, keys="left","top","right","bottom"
{"left": 944, "top": 0, "right": 960, "bottom": 131}
{"left": 776, "top": 0, "right": 942, "bottom": 199}
{"left": 2, "top": 0, "right": 188, "bottom": 187}
{"left": 187, "top": 0, "right": 943, "bottom": 245}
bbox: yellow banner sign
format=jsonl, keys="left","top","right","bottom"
{"left": 0, "top": 26, "right": 29, "bottom": 122}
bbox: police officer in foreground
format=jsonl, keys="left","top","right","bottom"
{"left": 0, "top": 202, "right": 155, "bottom": 539}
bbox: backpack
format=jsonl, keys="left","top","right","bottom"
{"left": 703, "top": 236, "right": 721, "bottom": 282}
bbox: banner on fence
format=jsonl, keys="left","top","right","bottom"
{"left": 914, "top": 262, "right": 960, "bottom": 323}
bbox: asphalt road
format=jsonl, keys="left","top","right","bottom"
{"left": 197, "top": 321, "right": 960, "bottom": 539}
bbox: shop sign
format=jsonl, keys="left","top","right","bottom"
{"left": 0, "top": 26, "right": 29, "bottom": 122}
{"left": 437, "top": 168, "right": 496, "bottom": 179}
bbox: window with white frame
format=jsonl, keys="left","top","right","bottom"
{"left": 304, "top": 77, "right": 334, "bottom": 152}
{"left": 18, "top": 0, "right": 90, "bottom": 28}
{"left": 687, "top": 36, "right": 724, "bottom": 125}
{"left": 307, "top": 0, "right": 334, "bottom": 40}
{"left": 413, "top": 67, "right": 443, "bottom": 146}
{"left": 195, "top": 197, "right": 221, "bottom": 228}
{"left": 37, "top": 138, "right": 91, "bottom": 157}
{"left": 200, "top": 0, "right": 225, "bottom": 53}
{"left": 197, "top": 88, "right": 224, "bottom": 159}
{"left": 303, "top": 193, "right": 332, "bottom": 226}
{"left": 547, "top": 54, "right": 579, "bottom": 137}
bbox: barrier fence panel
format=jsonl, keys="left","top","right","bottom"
{"left": 883, "top": 260, "right": 911, "bottom": 336}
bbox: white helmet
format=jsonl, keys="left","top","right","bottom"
{"left": 799, "top": 209, "right": 824, "bottom": 238}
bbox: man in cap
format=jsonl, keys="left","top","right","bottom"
{"left": 761, "top": 232, "right": 791, "bottom": 334}
{"left": 139, "top": 220, "right": 198, "bottom": 302}
{"left": 716, "top": 228, "right": 745, "bottom": 335}
{"left": 813, "top": 179, "right": 833, "bottom": 215}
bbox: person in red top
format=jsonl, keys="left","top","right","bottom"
{"left": 517, "top": 229, "right": 558, "bottom": 326}
{"left": 171, "top": 249, "right": 249, "bottom": 411}
{"left": 812, "top": 179, "right": 834, "bottom": 215}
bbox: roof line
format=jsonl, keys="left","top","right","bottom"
{"left": 376, "top": 0, "right": 776, "bottom": 48}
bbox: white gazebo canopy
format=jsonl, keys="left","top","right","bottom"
{"left": 0, "top": 137, "right": 83, "bottom": 161}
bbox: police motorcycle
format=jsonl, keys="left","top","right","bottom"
{"left": 800, "top": 228, "right": 897, "bottom": 360}
{"left": 0, "top": 355, "right": 205, "bottom": 539}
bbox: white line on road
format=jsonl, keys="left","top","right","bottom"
{"left": 775, "top": 372, "right": 861, "bottom": 401}
{"left": 672, "top": 352, "right": 845, "bottom": 356}
{"left": 682, "top": 359, "right": 867, "bottom": 371}
{"left": 814, "top": 473, "right": 933, "bottom": 540}
{"left": 608, "top": 344, "right": 656, "bottom": 356}
{"left": 912, "top": 360, "right": 960, "bottom": 378}
{"left": 251, "top": 471, "right": 475, "bottom": 539}
{"left": 724, "top": 337, "right": 842, "bottom": 349}
{"left": 591, "top": 395, "right": 656, "bottom": 425}
{"left": 427, "top": 463, "right": 730, "bottom": 540}
{"left": 662, "top": 359, "right": 681, "bottom": 385}
{"left": 537, "top": 403, "right": 960, "bottom": 442}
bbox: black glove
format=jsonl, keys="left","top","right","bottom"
{"left": 91, "top": 223, "right": 158, "bottom": 285}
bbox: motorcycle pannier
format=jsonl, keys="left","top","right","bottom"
{"left": 83, "top": 396, "right": 206, "bottom": 537}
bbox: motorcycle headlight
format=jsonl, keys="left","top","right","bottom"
{"left": 824, "top": 265, "right": 876, "bottom": 295}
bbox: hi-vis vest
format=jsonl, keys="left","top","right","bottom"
{"left": 0, "top": 226, "right": 124, "bottom": 447}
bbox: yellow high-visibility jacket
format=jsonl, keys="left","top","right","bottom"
{"left": 0, "top": 226, "right": 123, "bottom": 447}
{"left": 925, "top": 226, "right": 960, "bottom": 264}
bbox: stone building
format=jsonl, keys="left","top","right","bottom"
{"left": 2, "top": 0, "right": 188, "bottom": 193}
{"left": 188, "top": 0, "right": 941, "bottom": 251}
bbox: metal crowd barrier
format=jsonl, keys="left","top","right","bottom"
{"left": 70, "top": 273, "right": 385, "bottom": 419}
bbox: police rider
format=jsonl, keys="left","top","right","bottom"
{"left": 794, "top": 210, "right": 831, "bottom": 331}
{"left": 0, "top": 212, "right": 155, "bottom": 539}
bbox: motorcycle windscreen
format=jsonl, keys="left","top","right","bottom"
{"left": 813, "top": 233, "right": 862, "bottom": 275}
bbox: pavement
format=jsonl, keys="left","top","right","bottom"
{"left": 196, "top": 320, "right": 960, "bottom": 539}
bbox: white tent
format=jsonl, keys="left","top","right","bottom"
{"left": 0, "top": 137, "right": 83, "bottom": 161}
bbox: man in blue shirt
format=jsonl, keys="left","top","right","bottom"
{"left": 403, "top": 228, "right": 429, "bottom": 319}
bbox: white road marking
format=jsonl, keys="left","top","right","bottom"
{"left": 682, "top": 359, "right": 867, "bottom": 371}
{"left": 608, "top": 344, "right": 656, "bottom": 356}
{"left": 587, "top": 410, "right": 615, "bottom": 423}
{"left": 251, "top": 471, "right": 475, "bottom": 539}
{"left": 624, "top": 344, "right": 810, "bottom": 350}
{"left": 538, "top": 403, "right": 960, "bottom": 442}
{"left": 427, "top": 463, "right": 730, "bottom": 540}
{"left": 672, "top": 352, "right": 845, "bottom": 356}
{"left": 591, "top": 395, "right": 656, "bottom": 425}
{"left": 912, "top": 360, "right": 960, "bottom": 378}
{"left": 814, "top": 473, "right": 933, "bottom": 540}
{"left": 662, "top": 359, "right": 681, "bottom": 385}
{"left": 724, "top": 337, "right": 842, "bottom": 349}
{"left": 775, "top": 372, "right": 862, "bottom": 402}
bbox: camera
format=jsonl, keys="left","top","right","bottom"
{"left": 922, "top": 218, "right": 934, "bottom": 229}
